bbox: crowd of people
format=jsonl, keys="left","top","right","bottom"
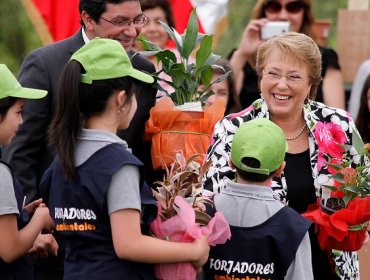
{"left": 0, "top": 0, "right": 369, "bottom": 280}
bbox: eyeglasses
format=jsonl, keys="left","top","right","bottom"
{"left": 99, "top": 14, "right": 148, "bottom": 28}
{"left": 263, "top": 70, "right": 309, "bottom": 83}
{"left": 264, "top": 1, "right": 306, "bottom": 14}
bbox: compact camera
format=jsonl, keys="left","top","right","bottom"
{"left": 261, "top": 21, "right": 290, "bottom": 40}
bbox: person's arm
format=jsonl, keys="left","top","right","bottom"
{"left": 0, "top": 207, "right": 54, "bottom": 263}
{"left": 28, "top": 233, "right": 58, "bottom": 259}
{"left": 108, "top": 163, "right": 208, "bottom": 269}
{"left": 284, "top": 232, "right": 313, "bottom": 280}
{"left": 229, "top": 19, "right": 267, "bottom": 95}
{"left": 348, "top": 60, "right": 370, "bottom": 120}
{"left": 110, "top": 209, "right": 209, "bottom": 269}
{"left": 202, "top": 117, "right": 238, "bottom": 193}
{"left": 322, "top": 68, "right": 345, "bottom": 109}
{"left": 2, "top": 51, "right": 53, "bottom": 201}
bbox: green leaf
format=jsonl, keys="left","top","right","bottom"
{"left": 167, "top": 63, "right": 189, "bottom": 88}
{"left": 199, "top": 65, "right": 213, "bottom": 87}
{"left": 182, "top": 8, "right": 198, "bottom": 60}
{"left": 196, "top": 35, "right": 212, "bottom": 67}
{"left": 331, "top": 172, "right": 346, "bottom": 183}
{"left": 197, "top": 71, "right": 230, "bottom": 100}
{"left": 326, "top": 162, "right": 342, "bottom": 171}
{"left": 352, "top": 127, "right": 365, "bottom": 156}
{"left": 344, "top": 185, "right": 360, "bottom": 194}
{"left": 210, "top": 70, "right": 231, "bottom": 85}
{"left": 204, "top": 53, "right": 221, "bottom": 66}
{"left": 139, "top": 37, "right": 162, "bottom": 52}
{"left": 342, "top": 195, "right": 352, "bottom": 207}
{"left": 322, "top": 184, "right": 338, "bottom": 192}
{"left": 195, "top": 33, "right": 206, "bottom": 47}
{"left": 199, "top": 89, "right": 215, "bottom": 103}
{"left": 159, "top": 20, "right": 183, "bottom": 52}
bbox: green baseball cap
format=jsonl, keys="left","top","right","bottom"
{"left": 0, "top": 64, "right": 47, "bottom": 100}
{"left": 71, "top": 38, "right": 154, "bottom": 84}
{"left": 231, "top": 118, "right": 288, "bottom": 175}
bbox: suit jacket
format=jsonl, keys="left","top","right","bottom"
{"left": 3, "top": 29, "right": 157, "bottom": 201}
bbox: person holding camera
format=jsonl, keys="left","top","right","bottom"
{"left": 229, "top": 0, "right": 345, "bottom": 110}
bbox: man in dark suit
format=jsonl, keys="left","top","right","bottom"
{"left": 3, "top": 1, "right": 156, "bottom": 279}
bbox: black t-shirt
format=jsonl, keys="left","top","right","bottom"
{"left": 284, "top": 149, "right": 340, "bottom": 280}
{"left": 284, "top": 149, "right": 316, "bottom": 214}
{"left": 230, "top": 46, "right": 341, "bottom": 109}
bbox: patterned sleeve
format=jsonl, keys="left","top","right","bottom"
{"left": 203, "top": 117, "right": 240, "bottom": 193}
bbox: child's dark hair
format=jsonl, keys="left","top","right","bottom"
{"left": 0, "top": 97, "right": 18, "bottom": 121}
{"left": 48, "top": 60, "right": 136, "bottom": 179}
{"left": 235, "top": 157, "right": 276, "bottom": 182}
{"left": 356, "top": 74, "right": 370, "bottom": 143}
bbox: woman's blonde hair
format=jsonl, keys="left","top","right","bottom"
{"left": 256, "top": 32, "right": 322, "bottom": 100}
{"left": 251, "top": 0, "right": 316, "bottom": 40}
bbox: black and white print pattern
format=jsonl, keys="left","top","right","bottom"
{"left": 203, "top": 98, "right": 361, "bottom": 280}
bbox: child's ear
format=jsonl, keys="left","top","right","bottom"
{"left": 273, "top": 161, "right": 286, "bottom": 177}
{"left": 116, "top": 90, "right": 126, "bottom": 107}
{"left": 229, "top": 159, "right": 236, "bottom": 170}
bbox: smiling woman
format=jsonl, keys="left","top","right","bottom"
{"left": 229, "top": 0, "right": 345, "bottom": 111}
{"left": 203, "top": 32, "right": 364, "bottom": 279}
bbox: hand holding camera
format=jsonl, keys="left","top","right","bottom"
{"left": 261, "top": 21, "right": 290, "bottom": 40}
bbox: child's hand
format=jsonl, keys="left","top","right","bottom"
{"left": 29, "top": 233, "right": 58, "bottom": 258}
{"left": 191, "top": 234, "right": 210, "bottom": 272}
{"left": 24, "top": 198, "right": 43, "bottom": 214}
{"left": 34, "top": 206, "right": 54, "bottom": 233}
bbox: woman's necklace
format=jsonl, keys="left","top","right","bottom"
{"left": 286, "top": 123, "right": 307, "bottom": 141}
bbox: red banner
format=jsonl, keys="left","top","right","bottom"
{"left": 23, "top": 0, "right": 227, "bottom": 44}
{"left": 32, "top": 0, "right": 80, "bottom": 42}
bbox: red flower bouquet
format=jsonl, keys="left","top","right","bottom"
{"left": 304, "top": 197, "right": 370, "bottom": 251}
{"left": 151, "top": 153, "right": 231, "bottom": 280}
{"left": 303, "top": 123, "right": 370, "bottom": 251}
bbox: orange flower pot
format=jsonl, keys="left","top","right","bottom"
{"left": 145, "top": 97, "right": 225, "bottom": 169}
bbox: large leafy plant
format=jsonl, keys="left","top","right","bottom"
{"left": 152, "top": 152, "right": 213, "bottom": 225}
{"left": 138, "top": 8, "right": 230, "bottom": 106}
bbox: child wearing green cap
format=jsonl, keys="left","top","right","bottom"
{"left": 203, "top": 118, "right": 314, "bottom": 280}
{"left": 0, "top": 64, "right": 55, "bottom": 280}
{"left": 38, "top": 38, "right": 209, "bottom": 280}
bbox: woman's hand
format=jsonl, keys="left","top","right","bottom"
{"left": 230, "top": 18, "right": 268, "bottom": 94}
{"left": 236, "top": 18, "right": 269, "bottom": 59}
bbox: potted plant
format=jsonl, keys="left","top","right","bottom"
{"left": 303, "top": 123, "right": 370, "bottom": 251}
{"left": 150, "top": 152, "right": 231, "bottom": 280}
{"left": 138, "top": 8, "right": 230, "bottom": 170}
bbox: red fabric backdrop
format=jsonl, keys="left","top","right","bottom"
{"left": 30, "top": 0, "right": 208, "bottom": 43}
{"left": 31, "top": 0, "right": 80, "bottom": 42}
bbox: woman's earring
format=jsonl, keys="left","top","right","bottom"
{"left": 117, "top": 106, "right": 125, "bottom": 114}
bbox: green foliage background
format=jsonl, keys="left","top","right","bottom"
{"left": 1, "top": 0, "right": 348, "bottom": 74}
